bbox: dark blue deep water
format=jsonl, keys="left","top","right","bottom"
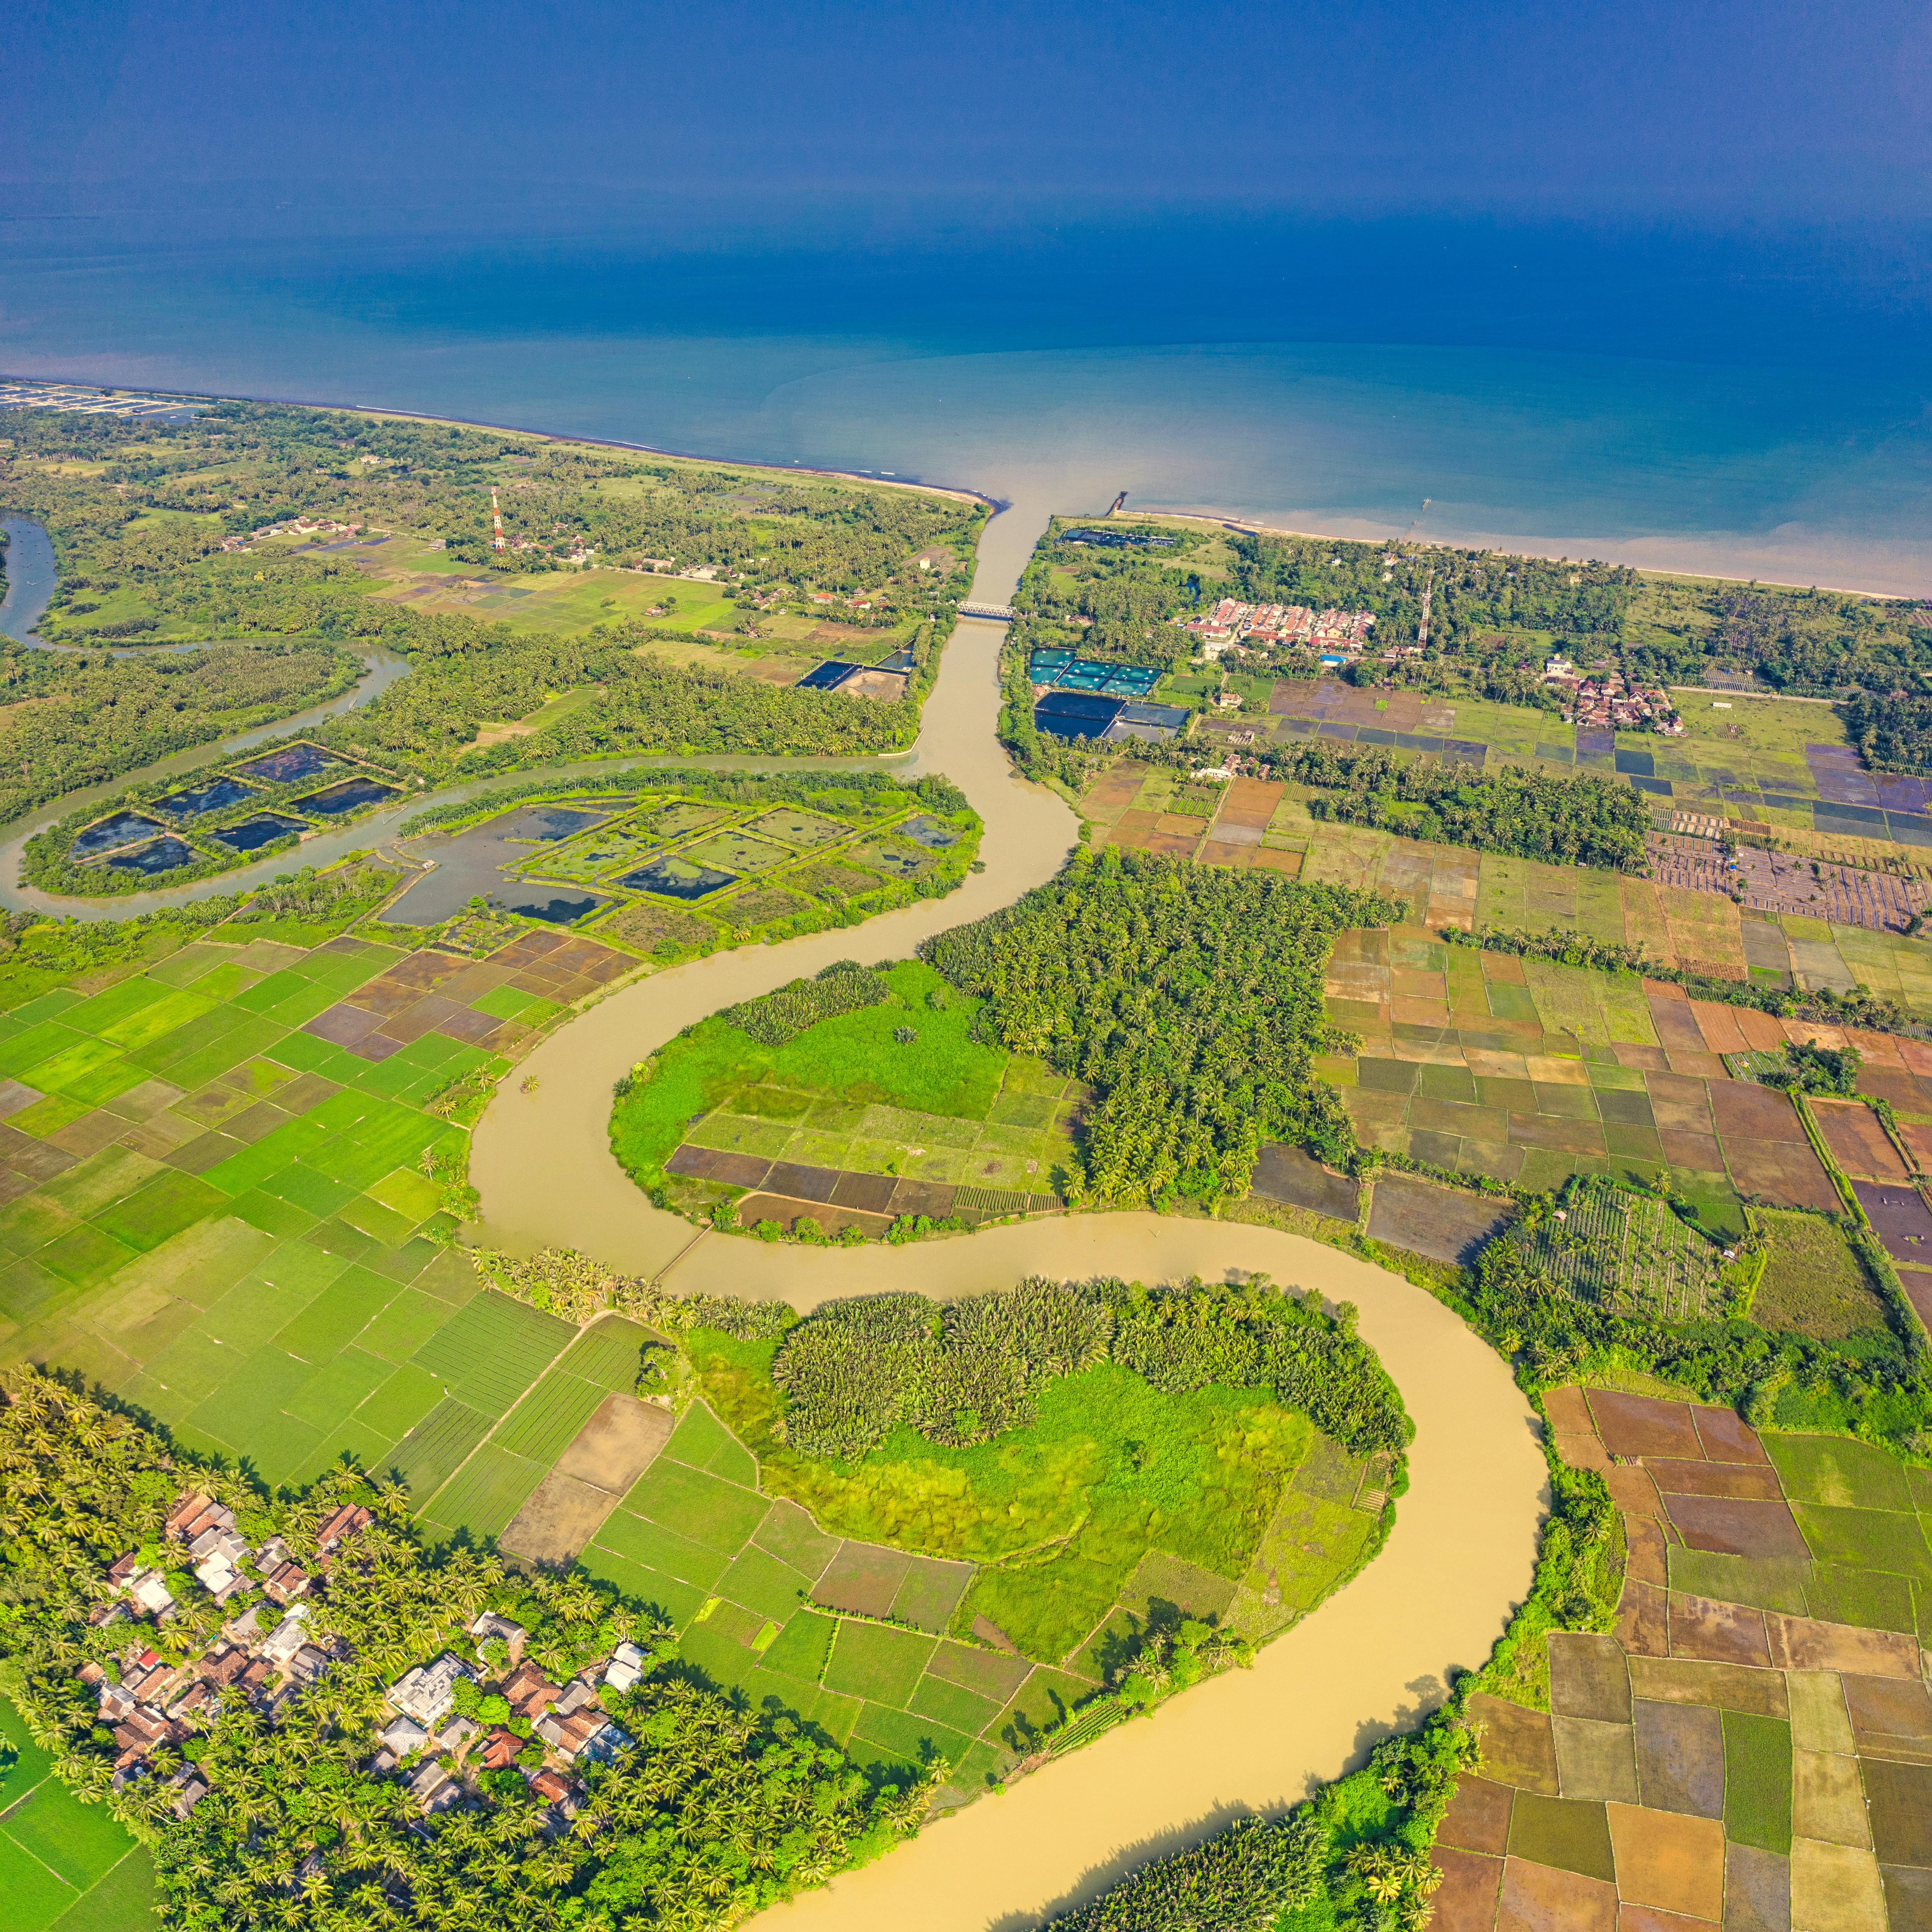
{"left": 4, "top": 214, "right": 1930, "bottom": 591}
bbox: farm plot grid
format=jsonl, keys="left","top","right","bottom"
{"left": 676, "top": 1055, "right": 1084, "bottom": 1206}
{"left": 1313, "top": 926, "right": 1880, "bottom": 1239}
{"left": 1438, "top": 1388, "right": 1932, "bottom": 1932}
{"left": 0, "top": 922, "right": 631, "bottom": 1488}
{"left": 554, "top": 1390, "right": 1385, "bottom": 1805}
{"left": 0, "top": 1695, "right": 153, "bottom": 1932}
{"left": 1091, "top": 768, "right": 1932, "bottom": 1014}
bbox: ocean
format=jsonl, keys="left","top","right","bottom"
{"left": 2, "top": 213, "right": 1928, "bottom": 593}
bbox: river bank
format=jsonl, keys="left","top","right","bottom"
{"left": 467, "top": 501, "right": 1547, "bottom": 1930}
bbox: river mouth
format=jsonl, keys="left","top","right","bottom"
{"left": 466, "top": 501, "right": 1547, "bottom": 1931}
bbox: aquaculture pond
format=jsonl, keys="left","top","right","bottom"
{"left": 152, "top": 775, "right": 262, "bottom": 820}
{"left": 293, "top": 777, "right": 401, "bottom": 816}
{"left": 211, "top": 813, "right": 308, "bottom": 853}
{"left": 70, "top": 811, "right": 163, "bottom": 860}
{"left": 234, "top": 742, "right": 342, "bottom": 785}
{"left": 619, "top": 857, "right": 737, "bottom": 899}
{"left": 104, "top": 835, "right": 198, "bottom": 875}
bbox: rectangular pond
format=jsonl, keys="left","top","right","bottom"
{"left": 746, "top": 808, "right": 849, "bottom": 848}
{"left": 617, "top": 856, "right": 738, "bottom": 900}
{"left": 104, "top": 836, "right": 199, "bottom": 875}
{"left": 1028, "top": 650, "right": 1161, "bottom": 698}
{"left": 153, "top": 775, "right": 261, "bottom": 820}
{"left": 211, "top": 812, "right": 307, "bottom": 853}
{"left": 1035, "top": 690, "right": 1126, "bottom": 740}
{"left": 292, "top": 776, "right": 401, "bottom": 816}
{"left": 795, "top": 660, "right": 861, "bottom": 691}
{"left": 71, "top": 810, "right": 164, "bottom": 859}
{"left": 500, "top": 888, "right": 612, "bottom": 926}
{"left": 234, "top": 742, "right": 342, "bottom": 785}
{"left": 502, "top": 805, "right": 616, "bottom": 842}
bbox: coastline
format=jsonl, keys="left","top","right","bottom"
{"left": 1131, "top": 505, "right": 1926, "bottom": 602}
{"left": 0, "top": 371, "right": 1000, "bottom": 512}
{"left": 4, "top": 369, "right": 1920, "bottom": 599}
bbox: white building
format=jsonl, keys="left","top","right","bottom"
{"left": 388, "top": 1653, "right": 475, "bottom": 1729}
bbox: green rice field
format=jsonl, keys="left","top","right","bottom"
{"left": 614, "top": 958, "right": 1086, "bottom": 1205}
{"left": 0, "top": 1698, "right": 153, "bottom": 1932}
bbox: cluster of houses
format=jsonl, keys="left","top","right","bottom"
{"left": 377, "top": 1620, "right": 639, "bottom": 1821}
{"left": 82, "top": 1491, "right": 370, "bottom": 1813}
{"left": 219, "top": 516, "right": 367, "bottom": 555}
{"left": 73, "top": 1489, "right": 644, "bottom": 1834}
{"left": 1180, "top": 599, "right": 1379, "bottom": 658}
{"left": 1543, "top": 656, "right": 1684, "bottom": 734}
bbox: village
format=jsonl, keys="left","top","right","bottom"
{"left": 78, "top": 1487, "right": 641, "bottom": 1832}
{"left": 1542, "top": 653, "right": 1684, "bottom": 734}
{"left": 1180, "top": 596, "right": 1385, "bottom": 657}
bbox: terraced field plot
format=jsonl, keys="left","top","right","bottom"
{"left": 0, "top": 1698, "right": 153, "bottom": 1932}
{"left": 1434, "top": 1390, "right": 1932, "bottom": 1932}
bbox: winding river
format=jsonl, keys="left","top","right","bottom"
{"left": 2, "top": 497, "right": 1546, "bottom": 1929}
{"left": 469, "top": 500, "right": 1548, "bottom": 1931}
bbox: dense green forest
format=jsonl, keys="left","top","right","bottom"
{"left": 1841, "top": 688, "right": 1932, "bottom": 775}
{"left": 2, "top": 401, "right": 981, "bottom": 629}
{"left": 921, "top": 850, "right": 1395, "bottom": 1204}
{"left": 1273, "top": 741, "right": 1653, "bottom": 869}
{"left": 0, "top": 1368, "right": 930, "bottom": 1932}
{"left": 0, "top": 639, "right": 359, "bottom": 829}
{"left": 771, "top": 1275, "right": 1410, "bottom": 1463}
{"left": 311, "top": 621, "right": 920, "bottom": 774}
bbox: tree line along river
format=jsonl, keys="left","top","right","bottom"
{"left": 0, "top": 498, "right": 1546, "bottom": 1931}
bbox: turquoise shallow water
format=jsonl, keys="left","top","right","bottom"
{"left": 2, "top": 225, "right": 1929, "bottom": 592}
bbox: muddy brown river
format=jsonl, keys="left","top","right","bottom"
{"left": 469, "top": 501, "right": 1546, "bottom": 1930}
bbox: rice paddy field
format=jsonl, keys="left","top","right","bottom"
{"left": 621, "top": 959, "right": 1084, "bottom": 1234}
{"left": 0, "top": 915, "right": 648, "bottom": 1487}
{"left": 1448, "top": 1387, "right": 1932, "bottom": 1932}
{"left": 0, "top": 1697, "right": 154, "bottom": 1932}
{"left": 1077, "top": 762, "right": 1932, "bottom": 1013}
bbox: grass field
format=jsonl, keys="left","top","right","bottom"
{"left": 1751, "top": 1212, "right": 1892, "bottom": 1341}
{"left": 613, "top": 959, "right": 1084, "bottom": 1204}
{"left": 0, "top": 1699, "right": 153, "bottom": 1932}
